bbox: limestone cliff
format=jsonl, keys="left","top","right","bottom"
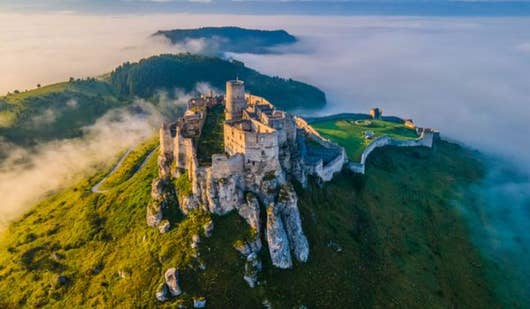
{"left": 266, "top": 204, "right": 293, "bottom": 269}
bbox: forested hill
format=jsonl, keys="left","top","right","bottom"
{"left": 109, "top": 54, "right": 326, "bottom": 111}
{"left": 0, "top": 54, "right": 325, "bottom": 153}
{"left": 153, "top": 27, "right": 297, "bottom": 54}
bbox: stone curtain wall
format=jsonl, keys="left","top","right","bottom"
{"left": 245, "top": 93, "right": 272, "bottom": 107}
{"left": 210, "top": 154, "right": 245, "bottom": 179}
{"left": 318, "top": 148, "right": 347, "bottom": 181}
{"left": 349, "top": 131, "right": 434, "bottom": 174}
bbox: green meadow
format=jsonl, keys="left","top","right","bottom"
{"left": 311, "top": 116, "right": 418, "bottom": 161}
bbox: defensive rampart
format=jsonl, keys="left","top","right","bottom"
{"left": 349, "top": 131, "right": 434, "bottom": 174}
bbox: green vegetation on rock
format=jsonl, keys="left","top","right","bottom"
{"left": 174, "top": 173, "right": 193, "bottom": 200}
{"left": 196, "top": 104, "right": 225, "bottom": 166}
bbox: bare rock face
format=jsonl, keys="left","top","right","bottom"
{"left": 164, "top": 268, "right": 182, "bottom": 297}
{"left": 243, "top": 252, "right": 262, "bottom": 288}
{"left": 151, "top": 178, "right": 167, "bottom": 201}
{"left": 158, "top": 154, "right": 172, "bottom": 179}
{"left": 266, "top": 204, "right": 293, "bottom": 269}
{"left": 147, "top": 177, "right": 175, "bottom": 227}
{"left": 206, "top": 175, "right": 243, "bottom": 215}
{"left": 258, "top": 172, "right": 282, "bottom": 205}
{"left": 237, "top": 192, "right": 261, "bottom": 233}
{"left": 158, "top": 219, "right": 171, "bottom": 233}
{"left": 146, "top": 200, "right": 163, "bottom": 227}
{"left": 278, "top": 184, "right": 309, "bottom": 263}
{"left": 179, "top": 195, "right": 200, "bottom": 215}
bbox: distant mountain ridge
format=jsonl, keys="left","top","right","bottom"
{"left": 153, "top": 26, "right": 297, "bottom": 54}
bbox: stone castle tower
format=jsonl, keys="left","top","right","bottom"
{"left": 225, "top": 79, "right": 246, "bottom": 121}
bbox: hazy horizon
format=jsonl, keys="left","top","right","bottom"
{"left": 2, "top": 12, "right": 529, "bottom": 170}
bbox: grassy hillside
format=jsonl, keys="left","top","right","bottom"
{"left": 0, "top": 79, "right": 126, "bottom": 149}
{"left": 98, "top": 136, "right": 159, "bottom": 191}
{"left": 154, "top": 27, "right": 297, "bottom": 54}
{"left": 0, "top": 136, "right": 498, "bottom": 307}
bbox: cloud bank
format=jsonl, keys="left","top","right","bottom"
{"left": 231, "top": 17, "right": 530, "bottom": 172}
{"left": 0, "top": 102, "right": 158, "bottom": 229}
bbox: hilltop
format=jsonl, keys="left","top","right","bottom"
{"left": 153, "top": 27, "right": 297, "bottom": 54}
{"left": 0, "top": 54, "right": 325, "bottom": 159}
{"left": 109, "top": 54, "right": 325, "bottom": 110}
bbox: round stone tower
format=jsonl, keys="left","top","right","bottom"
{"left": 225, "top": 80, "right": 246, "bottom": 121}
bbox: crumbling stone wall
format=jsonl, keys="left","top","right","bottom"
{"left": 349, "top": 131, "right": 435, "bottom": 174}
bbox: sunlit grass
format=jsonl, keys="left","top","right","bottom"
{"left": 312, "top": 116, "right": 418, "bottom": 161}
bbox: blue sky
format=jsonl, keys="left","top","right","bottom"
{"left": 4, "top": 0, "right": 530, "bottom": 15}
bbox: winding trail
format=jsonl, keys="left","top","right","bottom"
{"left": 91, "top": 146, "right": 159, "bottom": 194}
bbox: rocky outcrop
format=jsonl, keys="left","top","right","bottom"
{"left": 205, "top": 173, "right": 244, "bottom": 215}
{"left": 257, "top": 171, "right": 283, "bottom": 205}
{"left": 266, "top": 203, "right": 293, "bottom": 269}
{"left": 164, "top": 268, "right": 182, "bottom": 297}
{"left": 156, "top": 283, "right": 169, "bottom": 302}
{"left": 158, "top": 153, "right": 172, "bottom": 179}
{"left": 237, "top": 193, "right": 261, "bottom": 233}
{"left": 146, "top": 177, "right": 174, "bottom": 228}
{"left": 265, "top": 183, "right": 309, "bottom": 268}
{"left": 146, "top": 200, "right": 163, "bottom": 227}
{"left": 243, "top": 252, "right": 262, "bottom": 288}
{"left": 278, "top": 184, "right": 309, "bottom": 262}
{"left": 159, "top": 220, "right": 171, "bottom": 233}
{"left": 178, "top": 194, "right": 200, "bottom": 215}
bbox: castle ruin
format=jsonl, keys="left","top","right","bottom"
{"left": 149, "top": 79, "right": 347, "bottom": 272}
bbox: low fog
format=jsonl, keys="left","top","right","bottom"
{"left": 0, "top": 102, "right": 157, "bottom": 229}
{"left": 232, "top": 18, "right": 530, "bottom": 172}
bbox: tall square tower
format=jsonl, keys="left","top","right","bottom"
{"left": 225, "top": 80, "right": 246, "bottom": 121}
